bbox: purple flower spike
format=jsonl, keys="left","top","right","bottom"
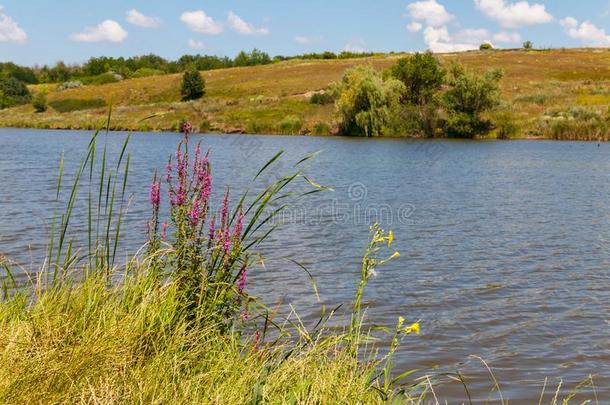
{"left": 237, "top": 268, "right": 247, "bottom": 293}
{"left": 189, "top": 199, "right": 200, "bottom": 226}
{"left": 150, "top": 179, "right": 161, "bottom": 208}
{"left": 233, "top": 210, "right": 244, "bottom": 241}
{"left": 221, "top": 192, "right": 230, "bottom": 230}
{"left": 181, "top": 121, "right": 193, "bottom": 135}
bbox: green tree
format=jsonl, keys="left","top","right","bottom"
{"left": 479, "top": 43, "right": 493, "bottom": 50}
{"left": 442, "top": 64, "right": 503, "bottom": 138}
{"left": 32, "top": 91, "right": 48, "bottom": 112}
{"left": 0, "top": 77, "right": 31, "bottom": 109}
{"left": 335, "top": 65, "right": 404, "bottom": 137}
{"left": 389, "top": 52, "right": 446, "bottom": 105}
{"left": 523, "top": 40, "right": 534, "bottom": 49}
{"left": 181, "top": 68, "right": 205, "bottom": 101}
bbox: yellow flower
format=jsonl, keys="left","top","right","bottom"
{"left": 388, "top": 230, "right": 394, "bottom": 247}
{"left": 404, "top": 322, "right": 420, "bottom": 335}
{"left": 390, "top": 251, "right": 400, "bottom": 259}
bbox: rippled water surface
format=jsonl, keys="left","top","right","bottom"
{"left": 1, "top": 129, "right": 609, "bottom": 401}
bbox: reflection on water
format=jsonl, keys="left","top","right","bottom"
{"left": 0, "top": 128, "right": 608, "bottom": 401}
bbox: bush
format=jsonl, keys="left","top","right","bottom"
{"left": 442, "top": 64, "right": 503, "bottom": 138}
{"left": 0, "top": 77, "right": 31, "bottom": 109}
{"left": 389, "top": 53, "right": 445, "bottom": 106}
{"left": 49, "top": 98, "right": 106, "bottom": 113}
{"left": 278, "top": 115, "right": 302, "bottom": 134}
{"left": 480, "top": 43, "right": 493, "bottom": 51}
{"left": 523, "top": 40, "right": 534, "bottom": 49}
{"left": 335, "top": 65, "right": 405, "bottom": 137}
{"left": 534, "top": 107, "right": 609, "bottom": 140}
{"left": 32, "top": 92, "right": 48, "bottom": 113}
{"left": 494, "top": 111, "right": 519, "bottom": 139}
{"left": 181, "top": 68, "right": 205, "bottom": 101}
{"left": 310, "top": 91, "right": 335, "bottom": 105}
{"left": 312, "top": 122, "right": 331, "bottom": 135}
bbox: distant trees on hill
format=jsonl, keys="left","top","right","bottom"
{"left": 0, "top": 49, "right": 385, "bottom": 88}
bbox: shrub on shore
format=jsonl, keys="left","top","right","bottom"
{"left": 0, "top": 77, "right": 31, "bottom": 109}
{"left": 181, "top": 68, "right": 205, "bottom": 101}
{"left": 442, "top": 65, "right": 503, "bottom": 138}
{"left": 335, "top": 65, "right": 404, "bottom": 136}
{"left": 32, "top": 92, "right": 48, "bottom": 113}
{"left": 534, "top": 107, "right": 609, "bottom": 140}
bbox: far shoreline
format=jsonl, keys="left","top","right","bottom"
{"left": 0, "top": 125, "right": 595, "bottom": 142}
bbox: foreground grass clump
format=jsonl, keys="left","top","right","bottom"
{"left": 0, "top": 270, "right": 387, "bottom": 403}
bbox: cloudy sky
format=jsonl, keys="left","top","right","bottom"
{"left": 1, "top": 0, "right": 610, "bottom": 65}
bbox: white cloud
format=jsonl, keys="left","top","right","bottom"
{"left": 126, "top": 9, "right": 161, "bottom": 28}
{"left": 180, "top": 10, "right": 223, "bottom": 35}
{"left": 423, "top": 25, "right": 482, "bottom": 52}
{"left": 343, "top": 39, "right": 368, "bottom": 53}
{"left": 407, "top": 22, "right": 423, "bottom": 32}
{"left": 227, "top": 11, "right": 269, "bottom": 35}
{"left": 407, "top": 0, "right": 454, "bottom": 27}
{"left": 474, "top": 0, "right": 553, "bottom": 28}
{"left": 560, "top": 17, "right": 610, "bottom": 46}
{"left": 493, "top": 31, "right": 522, "bottom": 43}
{"left": 70, "top": 20, "right": 128, "bottom": 43}
{"left": 188, "top": 39, "right": 207, "bottom": 49}
{"left": 0, "top": 6, "right": 27, "bottom": 44}
{"left": 295, "top": 35, "right": 322, "bottom": 45}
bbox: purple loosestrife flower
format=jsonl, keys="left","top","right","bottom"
{"left": 150, "top": 179, "right": 161, "bottom": 208}
{"left": 189, "top": 199, "right": 200, "bottom": 226}
{"left": 222, "top": 234, "right": 231, "bottom": 253}
{"left": 232, "top": 210, "right": 244, "bottom": 248}
{"left": 181, "top": 121, "right": 193, "bottom": 135}
{"left": 220, "top": 192, "right": 230, "bottom": 230}
{"left": 236, "top": 268, "right": 247, "bottom": 293}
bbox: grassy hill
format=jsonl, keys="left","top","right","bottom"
{"left": 2, "top": 48, "right": 610, "bottom": 138}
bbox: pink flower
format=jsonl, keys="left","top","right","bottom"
{"left": 221, "top": 192, "right": 230, "bottom": 230}
{"left": 232, "top": 210, "right": 244, "bottom": 241}
{"left": 237, "top": 267, "right": 247, "bottom": 293}
{"left": 181, "top": 121, "right": 193, "bottom": 135}
{"left": 150, "top": 179, "right": 160, "bottom": 208}
{"left": 189, "top": 199, "right": 200, "bottom": 226}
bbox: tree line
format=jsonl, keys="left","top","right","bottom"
{"left": 0, "top": 49, "right": 380, "bottom": 86}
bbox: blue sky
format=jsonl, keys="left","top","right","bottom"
{"left": 1, "top": 0, "right": 610, "bottom": 66}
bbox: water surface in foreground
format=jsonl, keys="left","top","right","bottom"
{"left": 1, "top": 129, "right": 608, "bottom": 401}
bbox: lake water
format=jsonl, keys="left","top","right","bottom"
{"left": 1, "top": 128, "right": 608, "bottom": 402}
